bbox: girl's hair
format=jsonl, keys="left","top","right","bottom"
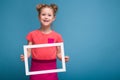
{"left": 36, "top": 4, "right": 58, "bottom": 16}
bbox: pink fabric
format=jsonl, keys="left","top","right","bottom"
{"left": 30, "top": 59, "right": 58, "bottom": 80}
{"left": 26, "top": 30, "right": 63, "bottom": 80}
{"left": 26, "top": 30, "right": 63, "bottom": 60}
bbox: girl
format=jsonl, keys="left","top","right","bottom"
{"left": 20, "top": 4, "right": 69, "bottom": 80}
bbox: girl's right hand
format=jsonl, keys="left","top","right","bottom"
{"left": 20, "top": 54, "right": 24, "bottom": 61}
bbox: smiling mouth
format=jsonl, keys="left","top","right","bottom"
{"left": 43, "top": 20, "right": 49, "bottom": 22}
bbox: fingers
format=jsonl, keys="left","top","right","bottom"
{"left": 20, "top": 54, "right": 24, "bottom": 61}
{"left": 65, "top": 56, "right": 69, "bottom": 62}
{"left": 65, "top": 56, "right": 69, "bottom": 59}
{"left": 20, "top": 54, "right": 24, "bottom": 57}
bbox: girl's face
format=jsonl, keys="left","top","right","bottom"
{"left": 39, "top": 7, "right": 55, "bottom": 27}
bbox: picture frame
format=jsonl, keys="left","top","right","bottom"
{"left": 23, "top": 42, "right": 66, "bottom": 75}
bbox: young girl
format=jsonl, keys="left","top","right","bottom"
{"left": 20, "top": 4, "right": 69, "bottom": 80}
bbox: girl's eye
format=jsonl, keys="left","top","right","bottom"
{"left": 42, "top": 14, "right": 45, "bottom": 16}
{"left": 48, "top": 14, "right": 51, "bottom": 16}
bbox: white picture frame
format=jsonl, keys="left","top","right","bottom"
{"left": 23, "top": 42, "right": 66, "bottom": 75}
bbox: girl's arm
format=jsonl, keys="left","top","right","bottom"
{"left": 56, "top": 46, "right": 69, "bottom": 62}
{"left": 27, "top": 41, "right": 32, "bottom": 58}
{"left": 20, "top": 41, "right": 32, "bottom": 61}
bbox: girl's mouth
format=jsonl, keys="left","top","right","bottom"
{"left": 43, "top": 20, "right": 49, "bottom": 22}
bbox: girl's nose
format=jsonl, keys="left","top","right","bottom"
{"left": 45, "top": 15, "right": 48, "bottom": 19}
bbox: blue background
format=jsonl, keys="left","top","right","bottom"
{"left": 0, "top": 0, "right": 120, "bottom": 80}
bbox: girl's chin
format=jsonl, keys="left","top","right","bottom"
{"left": 41, "top": 23, "right": 51, "bottom": 27}
{"left": 42, "top": 24, "right": 51, "bottom": 27}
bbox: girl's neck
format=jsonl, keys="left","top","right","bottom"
{"left": 39, "top": 25, "right": 52, "bottom": 34}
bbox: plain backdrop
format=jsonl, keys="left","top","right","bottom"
{"left": 0, "top": 0, "right": 120, "bottom": 80}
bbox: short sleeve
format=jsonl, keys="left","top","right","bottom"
{"left": 26, "top": 32, "right": 33, "bottom": 42}
{"left": 57, "top": 34, "right": 63, "bottom": 43}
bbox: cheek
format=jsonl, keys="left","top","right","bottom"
{"left": 50, "top": 16, "right": 55, "bottom": 21}
{"left": 39, "top": 17, "right": 44, "bottom": 22}
{"left": 52, "top": 18, "right": 55, "bottom": 22}
{"left": 50, "top": 17, "right": 53, "bottom": 21}
{"left": 50, "top": 19, "right": 54, "bottom": 23}
{"left": 40, "top": 16, "right": 44, "bottom": 19}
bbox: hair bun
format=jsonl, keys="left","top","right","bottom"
{"left": 50, "top": 4, "right": 58, "bottom": 13}
{"left": 36, "top": 3, "right": 58, "bottom": 16}
{"left": 36, "top": 4, "right": 45, "bottom": 12}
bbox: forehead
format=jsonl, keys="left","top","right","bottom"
{"left": 41, "top": 7, "right": 54, "bottom": 13}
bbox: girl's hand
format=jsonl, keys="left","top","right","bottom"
{"left": 20, "top": 54, "right": 24, "bottom": 61}
{"left": 65, "top": 56, "right": 69, "bottom": 62}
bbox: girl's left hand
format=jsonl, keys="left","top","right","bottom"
{"left": 65, "top": 56, "right": 69, "bottom": 62}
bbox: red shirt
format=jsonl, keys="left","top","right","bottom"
{"left": 26, "top": 30, "right": 63, "bottom": 60}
